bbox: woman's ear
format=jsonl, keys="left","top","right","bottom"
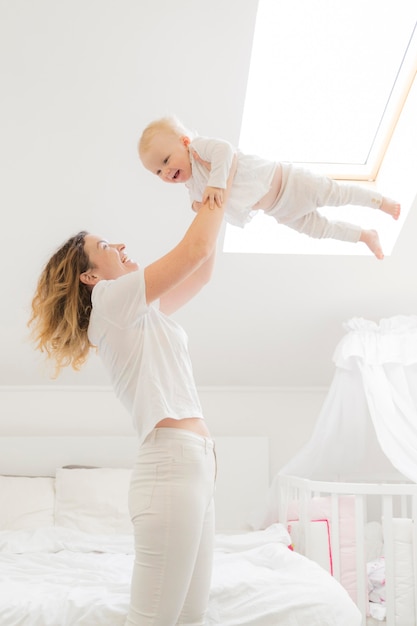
{"left": 181, "top": 135, "right": 191, "bottom": 147}
{"left": 80, "top": 270, "right": 99, "bottom": 286}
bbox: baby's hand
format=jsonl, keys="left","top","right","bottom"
{"left": 191, "top": 150, "right": 224, "bottom": 209}
{"left": 203, "top": 186, "right": 224, "bottom": 210}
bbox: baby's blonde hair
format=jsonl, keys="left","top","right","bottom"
{"left": 138, "top": 115, "right": 192, "bottom": 157}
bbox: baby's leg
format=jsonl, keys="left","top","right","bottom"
{"left": 283, "top": 213, "right": 384, "bottom": 259}
{"left": 266, "top": 165, "right": 399, "bottom": 220}
{"left": 284, "top": 212, "right": 361, "bottom": 243}
{"left": 315, "top": 176, "right": 382, "bottom": 211}
{"left": 359, "top": 229, "right": 384, "bottom": 260}
{"left": 380, "top": 197, "right": 401, "bottom": 220}
{"left": 317, "top": 176, "right": 401, "bottom": 221}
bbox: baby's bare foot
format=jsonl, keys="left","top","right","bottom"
{"left": 380, "top": 197, "right": 401, "bottom": 220}
{"left": 360, "top": 229, "right": 384, "bottom": 260}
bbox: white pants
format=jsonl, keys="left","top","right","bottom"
{"left": 266, "top": 163, "right": 383, "bottom": 243}
{"left": 125, "top": 427, "right": 216, "bottom": 626}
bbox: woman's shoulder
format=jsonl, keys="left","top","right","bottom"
{"left": 91, "top": 269, "right": 148, "bottom": 321}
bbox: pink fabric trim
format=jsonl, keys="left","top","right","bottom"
{"left": 288, "top": 517, "right": 333, "bottom": 575}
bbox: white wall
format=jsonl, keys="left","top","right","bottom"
{"left": 0, "top": 385, "right": 326, "bottom": 480}
{"left": 3, "top": 0, "right": 416, "bottom": 391}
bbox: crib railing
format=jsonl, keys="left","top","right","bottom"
{"left": 277, "top": 475, "right": 417, "bottom": 626}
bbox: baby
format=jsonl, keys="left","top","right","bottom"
{"left": 138, "top": 116, "right": 401, "bottom": 259}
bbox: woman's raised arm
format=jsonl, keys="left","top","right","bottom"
{"left": 145, "top": 155, "right": 237, "bottom": 313}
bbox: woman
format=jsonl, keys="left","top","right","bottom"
{"left": 28, "top": 162, "right": 234, "bottom": 625}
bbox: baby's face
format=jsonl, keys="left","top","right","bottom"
{"left": 141, "top": 131, "right": 192, "bottom": 184}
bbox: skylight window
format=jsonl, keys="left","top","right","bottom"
{"left": 224, "top": 0, "right": 417, "bottom": 255}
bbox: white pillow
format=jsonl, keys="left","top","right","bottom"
{"left": 54, "top": 468, "right": 132, "bottom": 534}
{"left": 0, "top": 476, "right": 55, "bottom": 530}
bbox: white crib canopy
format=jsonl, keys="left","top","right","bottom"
{"left": 280, "top": 315, "right": 417, "bottom": 483}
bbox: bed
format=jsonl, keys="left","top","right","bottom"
{"left": 0, "top": 435, "right": 361, "bottom": 626}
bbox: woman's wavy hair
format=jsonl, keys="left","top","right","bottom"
{"left": 28, "top": 230, "right": 94, "bottom": 377}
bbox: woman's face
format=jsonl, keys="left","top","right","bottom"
{"left": 81, "top": 234, "right": 139, "bottom": 284}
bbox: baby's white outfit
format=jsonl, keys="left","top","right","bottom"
{"left": 187, "top": 136, "right": 382, "bottom": 243}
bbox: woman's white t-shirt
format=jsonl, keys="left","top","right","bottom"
{"left": 88, "top": 269, "right": 203, "bottom": 446}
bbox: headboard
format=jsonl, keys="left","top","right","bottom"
{"left": 0, "top": 435, "right": 269, "bottom": 532}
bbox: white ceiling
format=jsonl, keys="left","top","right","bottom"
{"left": 1, "top": 0, "right": 417, "bottom": 389}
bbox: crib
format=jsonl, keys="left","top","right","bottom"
{"left": 276, "top": 474, "right": 417, "bottom": 625}
{"left": 258, "top": 316, "right": 417, "bottom": 625}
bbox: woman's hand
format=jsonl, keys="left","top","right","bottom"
{"left": 192, "top": 201, "right": 202, "bottom": 213}
{"left": 191, "top": 149, "right": 211, "bottom": 171}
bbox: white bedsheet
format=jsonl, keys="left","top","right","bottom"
{"left": 0, "top": 524, "right": 361, "bottom": 626}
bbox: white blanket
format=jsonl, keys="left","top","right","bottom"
{"left": 0, "top": 524, "right": 361, "bottom": 626}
